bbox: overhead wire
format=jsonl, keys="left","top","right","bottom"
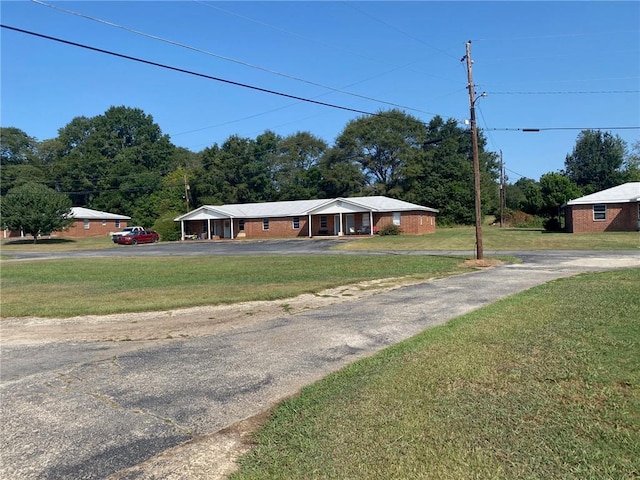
{"left": 0, "top": 24, "right": 381, "bottom": 117}
{"left": 30, "top": 0, "right": 439, "bottom": 117}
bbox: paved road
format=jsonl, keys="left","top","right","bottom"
{"left": 1, "top": 248, "right": 638, "bottom": 479}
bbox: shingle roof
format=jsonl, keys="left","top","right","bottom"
{"left": 70, "top": 207, "right": 131, "bottom": 220}
{"left": 175, "top": 196, "right": 437, "bottom": 221}
{"left": 566, "top": 182, "right": 640, "bottom": 205}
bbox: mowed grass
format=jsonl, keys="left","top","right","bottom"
{"left": 0, "top": 255, "right": 468, "bottom": 317}
{"left": 232, "top": 268, "right": 640, "bottom": 480}
{"left": 340, "top": 227, "right": 640, "bottom": 251}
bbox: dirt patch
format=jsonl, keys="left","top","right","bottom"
{"left": 463, "top": 258, "right": 503, "bottom": 268}
{"left": 1, "top": 276, "right": 433, "bottom": 347}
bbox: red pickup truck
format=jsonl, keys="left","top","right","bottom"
{"left": 114, "top": 230, "right": 159, "bottom": 245}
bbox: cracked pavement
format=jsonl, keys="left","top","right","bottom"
{"left": 1, "top": 249, "right": 639, "bottom": 479}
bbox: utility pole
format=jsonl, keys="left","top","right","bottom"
{"left": 499, "top": 150, "right": 505, "bottom": 228}
{"left": 183, "top": 174, "right": 190, "bottom": 213}
{"left": 463, "top": 40, "right": 484, "bottom": 260}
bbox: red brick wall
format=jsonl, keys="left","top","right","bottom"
{"left": 566, "top": 203, "right": 638, "bottom": 233}
{"left": 374, "top": 212, "right": 437, "bottom": 235}
{"left": 237, "top": 217, "right": 309, "bottom": 238}
{"left": 51, "top": 220, "right": 129, "bottom": 238}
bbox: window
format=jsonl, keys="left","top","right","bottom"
{"left": 262, "top": 218, "right": 269, "bottom": 230}
{"left": 238, "top": 219, "right": 245, "bottom": 231}
{"left": 292, "top": 217, "right": 300, "bottom": 229}
{"left": 115, "top": 220, "right": 121, "bottom": 228}
{"left": 593, "top": 204, "right": 606, "bottom": 221}
{"left": 320, "top": 215, "right": 327, "bottom": 228}
{"left": 362, "top": 214, "right": 370, "bottom": 227}
{"left": 83, "top": 220, "right": 90, "bottom": 230}
{"left": 102, "top": 220, "right": 107, "bottom": 226}
{"left": 392, "top": 212, "right": 401, "bottom": 226}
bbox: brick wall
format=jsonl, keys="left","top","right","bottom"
{"left": 239, "top": 217, "right": 309, "bottom": 238}
{"left": 566, "top": 203, "right": 638, "bottom": 233}
{"left": 375, "top": 211, "right": 437, "bottom": 235}
{"left": 54, "top": 220, "right": 129, "bottom": 238}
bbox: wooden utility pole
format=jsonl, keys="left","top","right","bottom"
{"left": 464, "top": 41, "right": 484, "bottom": 260}
{"left": 499, "top": 150, "right": 505, "bottom": 227}
{"left": 183, "top": 174, "right": 190, "bottom": 212}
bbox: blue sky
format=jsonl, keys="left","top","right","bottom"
{"left": 1, "top": 1, "right": 639, "bottom": 182}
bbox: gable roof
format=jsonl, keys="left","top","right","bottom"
{"left": 175, "top": 196, "right": 437, "bottom": 221}
{"left": 566, "top": 182, "right": 640, "bottom": 206}
{"left": 69, "top": 207, "right": 131, "bottom": 220}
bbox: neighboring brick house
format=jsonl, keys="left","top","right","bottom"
{"left": 564, "top": 182, "right": 640, "bottom": 233}
{"left": 59, "top": 207, "right": 130, "bottom": 238}
{"left": 174, "top": 196, "right": 438, "bottom": 240}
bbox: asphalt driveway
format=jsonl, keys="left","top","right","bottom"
{"left": 1, "top": 249, "right": 638, "bottom": 479}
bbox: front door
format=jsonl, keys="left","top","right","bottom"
{"left": 224, "top": 219, "right": 231, "bottom": 238}
{"left": 345, "top": 214, "right": 355, "bottom": 234}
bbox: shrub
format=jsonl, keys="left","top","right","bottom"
{"left": 503, "top": 209, "right": 545, "bottom": 228}
{"left": 378, "top": 223, "right": 402, "bottom": 236}
{"left": 152, "top": 213, "right": 182, "bottom": 241}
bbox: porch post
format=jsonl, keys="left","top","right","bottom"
{"left": 181, "top": 221, "right": 185, "bottom": 241}
{"left": 308, "top": 214, "right": 312, "bottom": 238}
{"left": 207, "top": 219, "right": 212, "bottom": 240}
{"left": 339, "top": 213, "right": 343, "bottom": 236}
{"left": 230, "top": 217, "right": 235, "bottom": 239}
{"left": 369, "top": 211, "right": 374, "bottom": 235}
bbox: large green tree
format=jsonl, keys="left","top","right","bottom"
{"left": 401, "top": 116, "right": 499, "bottom": 224}
{"left": 0, "top": 127, "right": 48, "bottom": 195}
{"left": 334, "top": 109, "right": 427, "bottom": 196}
{"left": 270, "top": 131, "right": 327, "bottom": 200}
{"left": 1, "top": 182, "right": 73, "bottom": 242}
{"left": 564, "top": 130, "right": 627, "bottom": 193}
{"left": 49, "top": 106, "right": 178, "bottom": 225}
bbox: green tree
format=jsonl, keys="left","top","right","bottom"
{"left": 1, "top": 182, "right": 73, "bottom": 242}
{"left": 622, "top": 140, "right": 640, "bottom": 182}
{"left": 334, "top": 109, "right": 427, "bottom": 196}
{"left": 539, "top": 172, "right": 581, "bottom": 229}
{"left": 0, "top": 127, "right": 48, "bottom": 195}
{"left": 317, "top": 147, "right": 366, "bottom": 198}
{"left": 564, "top": 130, "right": 626, "bottom": 193}
{"left": 271, "top": 132, "right": 327, "bottom": 200}
{"left": 401, "top": 116, "right": 499, "bottom": 224}
{"left": 511, "top": 178, "right": 543, "bottom": 215}
{"left": 50, "top": 106, "right": 177, "bottom": 223}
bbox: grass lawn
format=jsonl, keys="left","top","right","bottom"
{"left": 232, "top": 268, "right": 640, "bottom": 480}
{"left": 0, "top": 255, "right": 468, "bottom": 317}
{"left": 339, "top": 227, "right": 640, "bottom": 251}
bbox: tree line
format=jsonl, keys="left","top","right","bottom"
{"left": 1, "top": 106, "right": 638, "bottom": 240}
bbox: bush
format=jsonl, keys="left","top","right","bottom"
{"left": 503, "top": 209, "right": 545, "bottom": 228}
{"left": 378, "top": 223, "right": 402, "bottom": 236}
{"left": 152, "top": 213, "right": 182, "bottom": 241}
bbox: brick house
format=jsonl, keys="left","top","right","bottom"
{"left": 174, "top": 196, "right": 438, "bottom": 240}
{"left": 564, "top": 182, "right": 640, "bottom": 233}
{"left": 3, "top": 207, "right": 130, "bottom": 239}
{"left": 59, "top": 207, "right": 131, "bottom": 238}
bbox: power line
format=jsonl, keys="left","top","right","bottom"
{"left": 0, "top": 24, "right": 380, "bottom": 117}
{"left": 487, "top": 90, "right": 639, "bottom": 95}
{"left": 486, "top": 126, "right": 639, "bottom": 132}
{"left": 30, "top": 0, "right": 439, "bottom": 116}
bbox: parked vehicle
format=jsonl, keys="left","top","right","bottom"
{"left": 114, "top": 230, "right": 159, "bottom": 245}
{"left": 111, "top": 226, "right": 145, "bottom": 242}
